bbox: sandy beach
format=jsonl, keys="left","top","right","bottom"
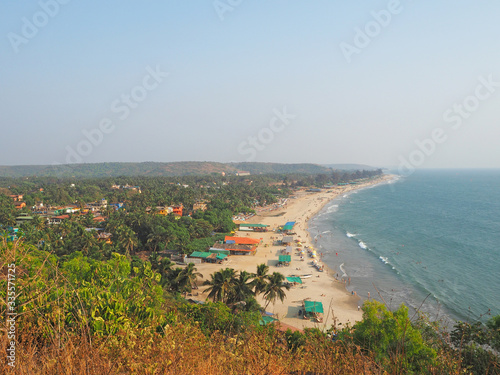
{"left": 194, "top": 175, "right": 393, "bottom": 331}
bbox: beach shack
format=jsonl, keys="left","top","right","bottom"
{"left": 188, "top": 251, "right": 211, "bottom": 264}
{"left": 224, "top": 236, "right": 261, "bottom": 245}
{"left": 208, "top": 248, "right": 230, "bottom": 256}
{"left": 239, "top": 223, "right": 269, "bottom": 232}
{"left": 302, "top": 301, "right": 324, "bottom": 322}
{"left": 281, "top": 221, "right": 296, "bottom": 234}
{"left": 282, "top": 236, "right": 294, "bottom": 246}
{"left": 286, "top": 276, "right": 302, "bottom": 287}
{"left": 206, "top": 253, "right": 227, "bottom": 263}
{"left": 212, "top": 243, "right": 257, "bottom": 255}
{"left": 277, "top": 254, "right": 291, "bottom": 267}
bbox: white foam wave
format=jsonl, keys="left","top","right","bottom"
{"left": 346, "top": 232, "right": 356, "bottom": 238}
{"left": 359, "top": 241, "right": 368, "bottom": 249}
{"left": 339, "top": 263, "right": 348, "bottom": 278}
{"left": 321, "top": 230, "right": 331, "bottom": 234}
{"left": 379, "top": 256, "right": 389, "bottom": 264}
{"left": 326, "top": 206, "right": 338, "bottom": 213}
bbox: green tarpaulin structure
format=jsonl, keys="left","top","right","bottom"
{"left": 190, "top": 251, "right": 211, "bottom": 258}
{"left": 279, "top": 255, "right": 292, "bottom": 262}
{"left": 239, "top": 223, "right": 269, "bottom": 228}
{"left": 216, "top": 254, "right": 227, "bottom": 260}
{"left": 304, "top": 300, "right": 324, "bottom": 314}
{"left": 286, "top": 276, "right": 302, "bottom": 284}
{"left": 208, "top": 248, "right": 230, "bottom": 255}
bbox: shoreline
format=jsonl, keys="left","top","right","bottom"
{"left": 194, "top": 174, "right": 395, "bottom": 331}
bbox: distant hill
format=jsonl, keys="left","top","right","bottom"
{"left": 322, "top": 163, "right": 379, "bottom": 171}
{"left": 0, "top": 162, "right": 336, "bottom": 178}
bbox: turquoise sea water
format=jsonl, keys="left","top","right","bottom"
{"left": 308, "top": 170, "right": 500, "bottom": 323}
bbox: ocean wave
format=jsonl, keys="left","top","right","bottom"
{"left": 321, "top": 230, "right": 331, "bottom": 234}
{"left": 359, "top": 241, "right": 368, "bottom": 250}
{"left": 339, "top": 263, "right": 348, "bottom": 278}
{"left": 326, "top": 205, "right": 338, "bottom": 213}
{"left": 346, "top": 232, "right": 356, "bottom": 238}
{"left": 379, "top": 256, "right": 389, "bottom": 264}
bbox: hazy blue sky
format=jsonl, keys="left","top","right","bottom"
{"left": 1, "top": 1, "right": 500, "bottom": 169}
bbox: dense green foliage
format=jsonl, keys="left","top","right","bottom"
{"left": 0, "top": 161, "right": 383, "bottom": 178}
{"left": 339, "top": 301, "right": 437, "bottom": 373}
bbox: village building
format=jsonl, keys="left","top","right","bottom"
{"left": 13, "top": 201, "right": 26, "bottom": 210}
{"left": 48, "top": 215, "right": 70, "bottom": 225}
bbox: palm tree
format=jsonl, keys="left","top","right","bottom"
{"left": 203, "top": 268, "right": 236, "bottom": 303}
{"left": 229, "top": 270, "right": 255, "bottom": 305}
{"left": 147, "top": 225, "right": 169, "bottom": 252}
{"left": 252, "top": 263, "right": 270, "bottom": 296}
{"left": 117, "top": 226, "right": 139, "bottom": 257}
{"left": 263, "top": 272, "right": 290, "bottom": 311}
{"left": 175, "top": 263, "right": 203, "bottom": 296}
{"left": 31, "top": 215, "right": 46, "bottom": 230}
{"left": 80, "top": 230, "right": 96, "bottom": 255}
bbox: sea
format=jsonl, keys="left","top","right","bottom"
{"left": 308, "top": 169, "right": 500, "bottom": 325}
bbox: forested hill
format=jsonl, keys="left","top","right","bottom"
{"left": 0, "top": 161, "right": 350, "bottom": 178}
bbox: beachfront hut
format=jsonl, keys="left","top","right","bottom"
{"left": 239, "top": 223, "right": 269, "bottom": 232}
{"left": 278, "top": 254, "right": 291, "bottom": 266}
{"left": 302, "top": 301, "right": 324, "bottom": 322}
{"left": 205, "top": 253, "right": 227, "bottom": 263}
{"left": 212, "top": 243, "right": 257, "bottom": 255}
{"left": 189, "top": 251, "right": 211, "bottom": 263}
{"left": 282, "top": 236, "right": 294, "bottom": 245}
{"left": 224, "top": 236, "right": 261, "bottom": 245}
{"left": 208, "top": 248, "right": 230, "bottom": 256}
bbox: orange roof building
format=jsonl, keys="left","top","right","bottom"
{"left": 224, "top": 236, "right": 261, "bottom": 245}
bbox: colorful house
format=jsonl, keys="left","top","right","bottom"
{"left": 13, "top": 202, "right": 26, "bottom": 210}
{"left": 172, "top": 205, "right": 183, "bottom": 216}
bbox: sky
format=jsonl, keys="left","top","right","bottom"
{"left": 1, "top": 1, "right": 500, "bottom": 170}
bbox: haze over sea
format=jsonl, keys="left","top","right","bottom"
{"left": 309, "top": 169, "right": 500, "bottom": 324}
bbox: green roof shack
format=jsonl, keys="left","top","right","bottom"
{"left": 278, "top": 254, "right": 291, "bottom": 266}
{"left": 303, "top": 300, "right": 324, "bottom": 322}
